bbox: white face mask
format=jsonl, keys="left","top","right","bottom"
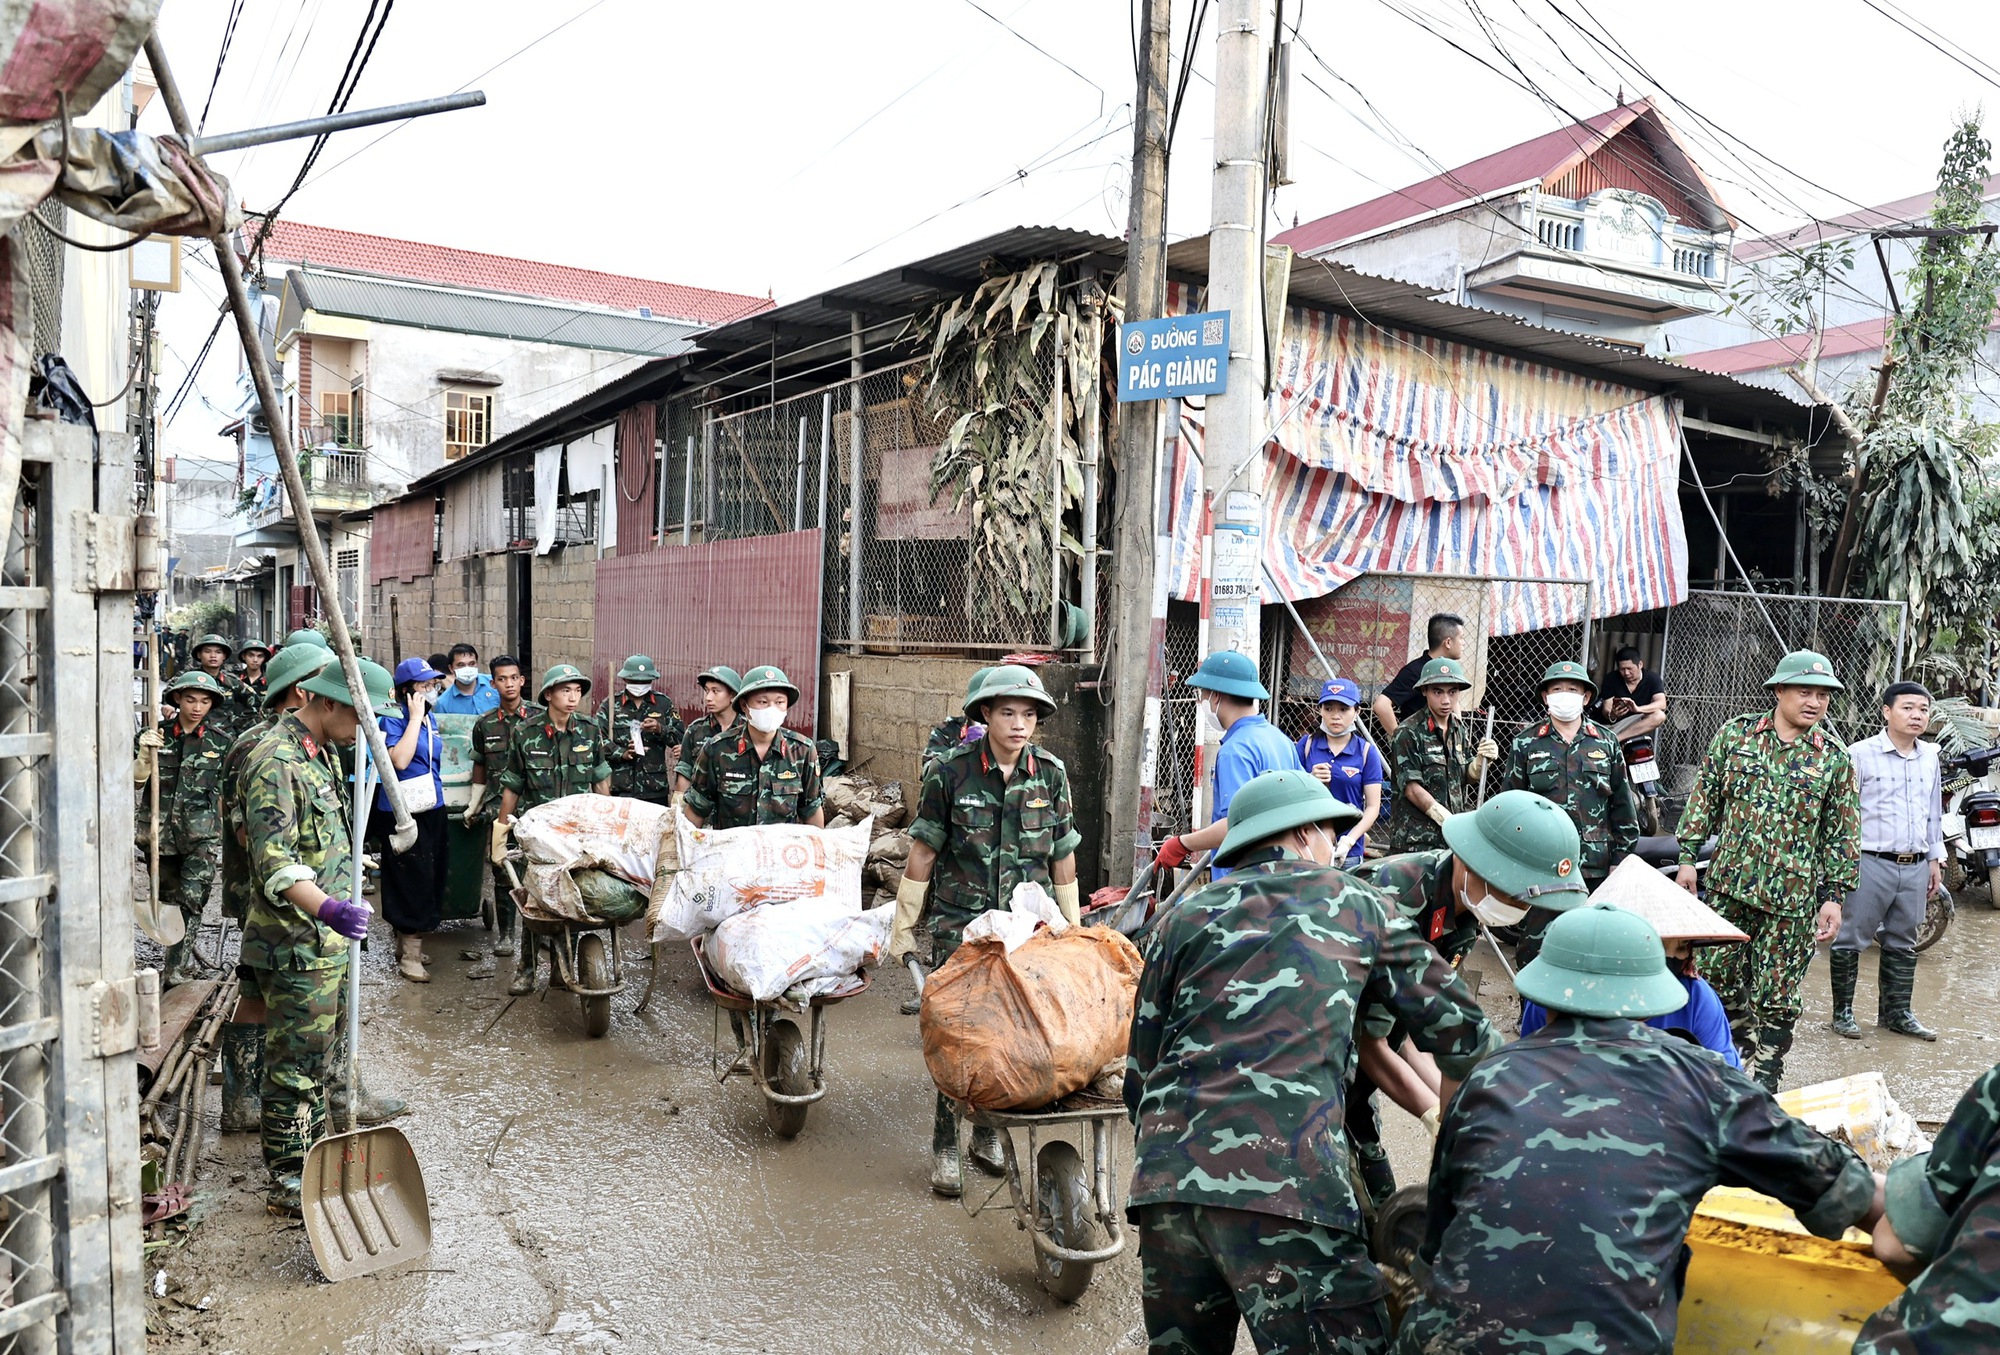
{"left": 1198, "top": 698, "right": 1226, "bottom": 737}
{"left": 1546, "top": 692, "right": 1587, "bottom": 722}
{"left": 455, "top": 666, "right": 479, "bottom": 685}
{"left": 625, "top": 683, "right": 653, "bottom": 696}
{"left": 746, "top": 705, "right": 786, "bottom": 734}
{"left": 1459, "top": 881, "right": 1528, "bottom": 928}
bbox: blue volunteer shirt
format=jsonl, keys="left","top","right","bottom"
{"left": 376, "top": 706, "right": 444, "bottom": 813}
{"left": 1295, "top": 729, "right": 1386, "bottom": 862}
{"left": 1209, "top": 717, "right": 1305, "bottom": 876}
{"left": 1520, "top": 973, "right": 1741, "bottom": 1068}
{"left": 433, "top": 674, "right": 500, "bottom": 716}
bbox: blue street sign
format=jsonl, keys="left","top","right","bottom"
{"left": 1117, "top": 310, "right": 1230, "bottom": 402}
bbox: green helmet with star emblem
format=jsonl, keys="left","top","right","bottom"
{"left": 1441, "top": 789, "right": 1590, "bottom": 910}
{"left": 1537, "top": 659, "right": 1596, "bottom": 698}
{"left": 1515, "top": 902, "right": 1687, "bottom": 1019}
{"left": 1764, "top": 649, "right": 1843, "bottom": 690}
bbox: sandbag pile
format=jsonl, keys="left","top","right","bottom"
{"left": 920, "top": 889, "right": 1144, "bottom": 1112}
{"left": 514, "top": 795, "right": 674, "bottom": 925}
{"left": 824, "top": 775, "right": 914, "bottom": 893}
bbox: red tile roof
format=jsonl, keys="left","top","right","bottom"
{"left": 1275, "top": 99, "right": 1728, "bottom": 255}
{"left": 1735, "top": 174, "right": 2000, "bottom": 262}
{"left": 1679, "top": 317, "right": 1890, "bottom": 376}
{"left": 254, "top": 220, "right": 771, "bottom": 327}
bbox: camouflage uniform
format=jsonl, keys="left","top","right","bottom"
{"left": 1127, "top": 846, "right": 1501, "bottom": 1354}
{"left": 606, "top": 690, "right": 683, "bottom": 804}
{"left": 1499, "top": 717, "right": 1638, "bottom": 883}
{"left": 908, "top": 739, "right": 1078, "bottom": 956}
{"left": 683, "top": 727, "right": 823, "bottom": 830}
{"left": 469, "top": 701, "right": 540, "bottom": 937}
{"left": 140, "top": 714, "right": 232, "bottom": 923}
{"left": 674, "top": 711, "right": 740, "bottom": 786}
{"left": 496, "top": 713, "right": 613, "bottom": 814}
{"left": 1674, "top": 712, "right": 1860, "bottom": 1089}
{"left": 1387, "top": 713, "right": 1479, "bottom": 853}
{"left": 198, "top": 666, "right": 253, "bottom": 737}
{"left": 1396, "top": 1016, "right": 1876, "bottom": 1355}
{"left": 220, "top": 714, "right": 280, "bottom": 923}
{"left": 920, "top": 715, "right": 983, "bottom": 778}
{"left": 1855, "top": 1061, "right": 2000, "bottom": 1353}
{"left": 239, "top": 713, "right": 356, "bottom": 1191}
{"left": 1343, "top": 849, "right": 1473, "bottom": 1206}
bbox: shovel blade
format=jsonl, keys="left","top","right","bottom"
{"left": 301, "top": 1126, "right": 431, "bottom": 1282}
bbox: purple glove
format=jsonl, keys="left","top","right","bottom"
{"left": 316, "top": 895, "right": 371, "bottom": 940}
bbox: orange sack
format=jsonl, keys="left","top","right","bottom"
{"left": 920, "top": 925, "right": 1144, "bottom": 1112}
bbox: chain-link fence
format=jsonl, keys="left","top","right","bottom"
{"left": 9, "top": 210, "right": 63, "bottom": 359}
{"left": 1656, "top": 588, "right": 1908, "bottom": 802}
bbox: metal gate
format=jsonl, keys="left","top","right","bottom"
{"left": 0, "top": 422, "right": 146, "bottom": 1351}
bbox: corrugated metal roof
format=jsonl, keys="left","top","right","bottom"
{"left": 294, "top": 269, "right": 706, "bottom": 356}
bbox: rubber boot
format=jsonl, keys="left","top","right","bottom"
{"left": 397, "top": 931, "right": 429, "bottom": 983}
{"left": 218, "top": 1022, "right": 264, "bottom": 1133}
{"left": 507, "top": 935, "right": 537, "bottom": 996}
{"left": 1878, "top": 949, "right": 1938, "bottom": 1041}
{"left": 1828, "top": 949, "right": 1861, "bottom": 1039}
{"left": 326, "top": 1023, "right": 408, "bottom": 1126}
{"left": 262, "top": 1098, "right": 321, "bottom": 1218}
{"left": 492, "top": 880, "right": 517, "bottom": 958}
{"left": 1747, "top": 1024, "right": 1794, "bottom": 1094}
{"left": 929, "top": 1093, "right": 963, "bottom": 1198}
{"left": 968, "top": 1126, "right": 1006, "bottom": 1178}
{"left": 161, "top": 937, "right": 199, "bottom": 989}
{"left": 1355, "top": 1144, "right": 1398, "bottom": 1213}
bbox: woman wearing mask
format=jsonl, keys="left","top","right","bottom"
{"left": 1499, "top": 659, "right": 1640, "bottom": 966}
{"left": 378, "top": 657, "right": 451, "bottom": 982}
{"left": 681, "top": 665, "right": 824, "bottom": 830}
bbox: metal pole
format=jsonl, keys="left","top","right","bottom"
{"left": 702, "top": 415, "right": 715, "bottom": 537}
{"left": 1049, "top": 315, "right": 1066, "bottom": 647}
{"left": 1266, "top": 564, "right": 1334, "bottom": 678}
{"left": 816, "top": 392, "right": 831, "bottom": 533}
{"left": 1105, "top": 0, "right": 1173, "bottom": 884}
{"left": 848, "top": 314, "right": 865, "bottom": 655}
{"left": 187, "top": 91, "right": 486, "bottom": 155}
{"left": 794, "top": 415, "right": 807, "bottom": 531}
{"left": 146, "top": 34, "right": 416, "bottom": 850}
{"left": 1579, "top": 578, "right": 1595, "bottom": 665}
{"left": 682, "top": 433, "right": 694, "bottom": 546}
{"left": 1078, "top": 294, "right": 1104, "bottom": 664}
{"left": 654, "top": 418, "right": 668, "bottom": 543}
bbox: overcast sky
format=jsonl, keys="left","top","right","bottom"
{"left": 146, "top": 0, "right": 2000, "bottom": 463}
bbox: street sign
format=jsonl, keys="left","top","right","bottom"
{"left": 1118, "top": 310, "right": 1230, "bottom": 402}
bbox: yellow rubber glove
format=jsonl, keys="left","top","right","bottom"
{"left": 1426, "top": 801, "right": 1451, "bottom": 827}
{"left": 1052, "top": 879, "right": 1081, "bottom": 926}
{"left": 461, "top": 783, "right": 487, "bottom": 825}
{"left": 489, "top": 816, "right": 513, "bottom": 867}
{"left": 888, "top": 874, "right": 927, "bottom": 959}
{"left": 1421, "top": 1105, "right": 1443, "bottom": 1140}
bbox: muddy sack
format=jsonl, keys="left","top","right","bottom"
{"left": 573, "top": 869, "right": 648, "bottom": 926}
{"left": 707, "top": 898, "right": 893, "bottom": 1004}
{"left": 652, "top": 816, "right": 872, "bottom": 942}
{"left": 920, "top": 926, "right": 1144, "bottom": 1112}
{"left": 515, "top": 794, "right": 675, "bottom": 925}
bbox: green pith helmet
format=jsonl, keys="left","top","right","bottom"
{"left": 1514, "top": 902, "right": 1687, "bottom": 1019}
{"left": 1215, "top": 768, "right": 1362, "bottom": 865}
{"left": 1416, "top": 656, "right": 1472, "bottom": 690}
{"left": 618, "top": 655, "right": 661, "bottom": 683}
{"left": 299, "top": 657, "right": 399, "bottom": 717}
{"left": 1441, "top": 789, "right": 1590, "bottom": 909}
{"left": 697, "top": 664, "right": 743, "bottom": 694}
{"left": 262, "top": 644, "right": 335, "bottom": 707}
{"left": 238, "top": 640, "right": 271, "bottom": 660}
{"left": 962, "top": 667, "right": 997, "bottom": 704}
{"left": 964, "top": 664, "right": 1055, "bottom": 720}
{"left": 1765, "top": 649, "right": 1843, "bottom": 690}
{"left": 164, "top": 670, "right": 227, "bottom": 700}
{"left": 1185, "top": 650, "right": 1270, "bottom": 700}
{"left": 192, "top": 632, "right": 233, "bottom": 660}
{"left": 734, "top": 665, "right": 800, "bottom": 709}
{"left": 1538, "top": 659, "right": 1596, "bottom": 698}
{"left": 539, "top": 663, "right": 591, "bottom": 700}
{"left": 1882, "top": 1152, "right": 1949, "bottom": 1264}
{"left": 284, "top": 628, "right": 330, "bottom": 650}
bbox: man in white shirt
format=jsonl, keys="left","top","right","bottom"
{"left": 1832, "top": 681, "right": 1943, "bottom": 1042}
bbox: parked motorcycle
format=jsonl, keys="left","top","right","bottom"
{"left": 1941, "top": 744, "right": 2000, "bottom": 908}
{"left": 1620, "top": 735, "right": 1665, "bottom": 837}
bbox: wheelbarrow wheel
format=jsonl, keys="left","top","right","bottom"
{"left": 760, "top": 1018, "right": 810, "bottom": 1139}
{"left": 1034, "top": 1139, "right": 1097, "bottom": 1303}
{"left": 577, "top": 934, "right": 612, "bottom": 1039}
{"left": 1915, "top": 893, "right": 1953, "bottom": 953}
{"left": 1371, "top": 1183, "right": 1430, "bottom": 1321}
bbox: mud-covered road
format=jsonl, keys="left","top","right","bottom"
{"left": 145, "top": 896, "right": 2000, "bottom": 1354}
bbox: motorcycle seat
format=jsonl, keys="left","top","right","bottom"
{"left": 1633, "top": 835, "right": 1717, "bottom": 867}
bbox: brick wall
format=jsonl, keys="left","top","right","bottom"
{"left": 368, "top": 554, "right": 513, "bottom": 665}
{"left": 531, "top": 551, "right": 596, "bottom": 675}
{"left": 821, "top": 654, "right": 1106, "bottom": 889}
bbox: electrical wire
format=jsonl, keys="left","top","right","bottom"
{"left": 958, "top": 0, "right": 1108, "bottom": 113}
{"left": 1856, "top": 0, "right": 2000, "bottom": 94}
{"left": 196, "top": 0, "right": 247, "bottom": 135}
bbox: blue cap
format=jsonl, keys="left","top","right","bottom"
{"left": 394, "top": 656, "right": 445, "bottom": 685}
{"left": 1317, "top": 677, "right": 1361, "bottom": 707}
{"left": 1185, "top": 650, "right": 1270, "bottom": 700}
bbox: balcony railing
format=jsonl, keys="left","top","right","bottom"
{"left": 301, "top": 448, "right": 367, "bottom": 491}
{"left": 299, "top": 421, "right": 362, "bottom": 452}
{"left": 1537, "top": 214, "right": 1582, "bottom": 252}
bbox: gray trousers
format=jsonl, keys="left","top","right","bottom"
{"left": 1836, "top": 854, "right": 1928, "bottom": 953}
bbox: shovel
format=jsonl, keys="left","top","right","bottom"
{"left": 303, "top": 760, "right": 431, "bottom": 1281}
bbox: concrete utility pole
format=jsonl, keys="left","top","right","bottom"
{"left": 1104, "top": 0, "right": 1172, "bottom": 885}
{"left": 1196, "top": 0, "right": 1271, "bottom": 819}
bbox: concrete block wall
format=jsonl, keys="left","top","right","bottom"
{"left": 531, "top": 551, "right": 596, "bottom": 674}
{"left": 367, "top": 554, "right": 513, "bottom": 665}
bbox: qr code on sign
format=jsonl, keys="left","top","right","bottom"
{"left": 1201, "top": 318, "right": 1225, "bottom": 346}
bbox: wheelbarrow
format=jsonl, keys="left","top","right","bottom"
{"left": 501, "top": 853, "right": 627, "bottom": 1039}
{"left": 691, "top": 934, "right": 868, "bottom": 1139}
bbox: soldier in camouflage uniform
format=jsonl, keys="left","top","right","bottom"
{"left": 239, "top": 657, "right": 394, "bottom": 1215}
{"left": 1387, "top": 657, "right": 1499, "bottom": 854}
{"left": 673, "top": 664, "right": 742, "bottom": 795}
{"left": 189, "top": 633, "right": 254, "bottom": 737}
{"left": 1344, "top": 792, "right": 1585, "bottom": 1210}
{"left": 1859, "top": 1060, "right": 2000, "bottom": 1353}
{"left": 1675, "top": 649, "right": 1860, "bottom": 1090}
{"left": 496, "top": 663, "right": 613, "bottom": 996}
{"left": 1397, "top": 901, "right": 1882, "bottom": 1355}
{"left": 135, "top": 670, "right": 235, "bottom": 986}
{"left": 237, "top": 640, "right": 270, "bottom": 710}
{"left": 920, "top": 667, "right": 992, "bottom": 778}
{"left": 1500, "top": 659, "right": 1639, "bottom": 965}
{"left": 1127, "top": 768, "right": 1501, "bottom": 1354}
{"left": 894, "top": 665, "right": 1081, "bottom": 1197}
{"left": 460, "top": 655, "right": 539, "bottom": 961}
{"left": 606, "top": 655, "right": 683, "bottom": 806}
{"left": 682, "top": 666, "right": 824, "bottom": 831}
